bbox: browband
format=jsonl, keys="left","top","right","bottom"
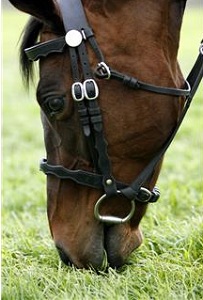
{"left": 25, "top": 37, "right": 192, "bottom": 97}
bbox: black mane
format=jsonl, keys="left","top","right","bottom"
{"left": 20, "top": 17, "right": 43, "bottom": 86}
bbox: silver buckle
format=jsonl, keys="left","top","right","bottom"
{"left": 71, "top": 82, "right": 84, "bottom": 102}
{"left": 94, "top": 191, "right": 135, "bottom": 224}
{"left": 83, "top": 79, "right": 99, "bottom": 100}
{"left": 97, "top": 62, "right": 111, "bottom": 79}
{"left": 137, "top": 187, "right": 152, "bottom": 202}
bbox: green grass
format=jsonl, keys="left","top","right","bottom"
{"left": 2, "top": 8, "right": 203, "bottom": 300}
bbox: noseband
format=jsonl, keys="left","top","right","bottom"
{"left": 25, "top": 0, "right": 203, "bottom": 224}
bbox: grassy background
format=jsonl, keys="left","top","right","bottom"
{"left": 2, "top": 7, "right": 203, "bottom": 300}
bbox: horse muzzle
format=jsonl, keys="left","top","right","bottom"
{"left": 55, "top": 222, "right": 143, "bottom": 270}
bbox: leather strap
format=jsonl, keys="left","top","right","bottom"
{"left": 40, "top": 159, "right": 160, "bottom": 203}
{"left": 187, "top": 45, "right": 203, "bottom": 100}
{"left": 57, "top": 0, "right": 118, "bottom": 197}
{"left": 109, "top": 70, "right": 191, "bottom": 97}
{"left": 40, "top": 158, "right": 108, "bottom": 189}
{"left": 25, "top": 37, "right": 66, "bottom": 61}
{"left": 58, "top": 0, "right": 89, "bottom": 31}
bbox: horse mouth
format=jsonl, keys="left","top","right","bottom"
{"left": 56, "top": 244, "right": 108, "bottom": 270}
{"left": 55, "top": 224, "right": 142, "bottom": 270}
{"left": 56, "top": 245, "right": 73, "bottom": 267}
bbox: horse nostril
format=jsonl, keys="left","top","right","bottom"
{"left": 56, "top": 245, "right": 72, "bottom": 266}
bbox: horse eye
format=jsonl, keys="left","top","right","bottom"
{"left": 48, "top": 98, "right": 64, "bottom": 112}
{"left": 43, "top": 97, "right": 65, "bottom": 116}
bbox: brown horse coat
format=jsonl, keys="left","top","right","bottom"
{"left": 9, "top": 0, "right": 186, "bottom": 269}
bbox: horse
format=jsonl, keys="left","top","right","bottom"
{"left": 8, "top": 0, "right": 202, "bottom": 269}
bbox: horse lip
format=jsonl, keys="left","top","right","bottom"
{"left": 55, "top": 243, "right": 108, "bottom": 270}
{"left": 54, "top": 224, "right": 129, "bottom": 269}
{"left": 56, "top": 244, "right": 73, "bottom": 266}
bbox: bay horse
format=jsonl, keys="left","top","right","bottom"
{"left": 8, "top": 0, "right": 202, "bottom": 269}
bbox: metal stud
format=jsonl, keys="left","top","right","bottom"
{"left": 106, "top": 179, "right": 113, "bottom": 186}
{"left": 65, "top": 30, "right": 83, "bottom": 47}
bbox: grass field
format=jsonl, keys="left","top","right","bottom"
{"left": 2, "top": 7, "right": 203, "bottom": 300}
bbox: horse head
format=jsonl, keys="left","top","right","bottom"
{"left": 9, "top": 0, "right": 187, "bottom": 269}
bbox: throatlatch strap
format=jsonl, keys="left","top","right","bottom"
{"left": 120, "top": 43, "right": 203, "bottom": 200}
{"left": 186, "top": 46, "right": 203, "bottom": 100}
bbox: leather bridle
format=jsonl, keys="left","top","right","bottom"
{"left": 25, "top": 0, "right": 203, "bottom": 224}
